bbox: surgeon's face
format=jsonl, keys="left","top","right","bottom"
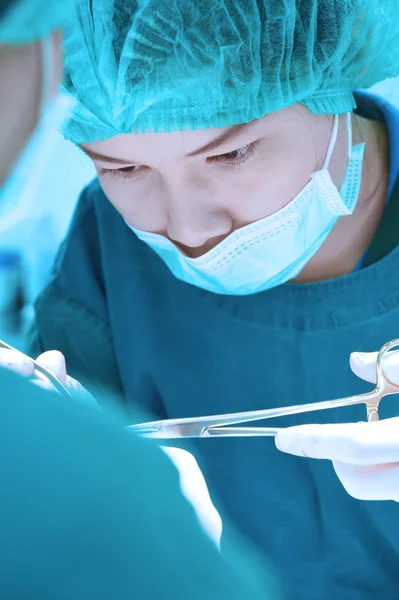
{"left": 82, "top": 103, "right": 349, "bottom": 258}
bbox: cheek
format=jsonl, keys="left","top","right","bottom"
{"left": 226, "top": 151, "right": 316, "bottom": 223}
{"left": 98, "top": 176, "right": 166, "bottom": 230}
{"left": 98, "top": 177, "right": 138, "bottom": 221}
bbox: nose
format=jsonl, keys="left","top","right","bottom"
{"left": 159, "top": 171, "right": 233, "bottom": 251}
{"left": 166, "top": 209, "right": 232, "bottom": 251}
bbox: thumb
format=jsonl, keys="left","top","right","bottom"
{"left": 36, "top": 351, "right": 98, "bottom": 409}
{"left": 350, "top": 350, "right": 399, "bottom": 385}
{"left": 36, "top": 351, "right": 67, "bottom": 384}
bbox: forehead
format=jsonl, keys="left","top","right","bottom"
{"left": 82, "top": 104, "right": 308, "bottom": 165}
{"left": 82, "top": 124, "right": 243, "bottom": 163}
{"left": 86, "top": 127, "right": 217, "bottom": 154}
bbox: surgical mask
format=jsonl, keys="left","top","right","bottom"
{"left": 128, "top": 113, "right": 365, "bottom": 295}
{"left": 0, "top": 36, "right": 75, "bottom": 239}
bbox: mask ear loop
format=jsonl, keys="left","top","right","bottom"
{"left": 346, "top": 112, "right": 353, "bottom": 155}
{"left": 322, "top": 114, "right": 339, "bottom": 170}
{"left": 322, "top": 112, "right": 353, "bottom": 173}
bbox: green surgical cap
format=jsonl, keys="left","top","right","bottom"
{"left": 0, "top": 0, "right": 73, "bottom": 45}
{"left": 62, "top": 0, "right": 399, "bottom": 143}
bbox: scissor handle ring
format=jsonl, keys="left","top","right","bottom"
{"left": 366, "top": 339, "right": 399, "bottom": 422}
{"left": 375, "top": 339, "right": 399, "bottom": 385}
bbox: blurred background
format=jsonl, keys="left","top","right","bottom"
{"left": 1, "top": 77, "right": 399, "bottom": 351}
{"left": 0, "top": 117, "right": 96, "bottom": 349}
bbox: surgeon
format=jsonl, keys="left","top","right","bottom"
{"left": 23, "top": 0, "right": 399, "bottom": 598}
{"left": 0, "top": 1, "right": 280, "bottom": 598}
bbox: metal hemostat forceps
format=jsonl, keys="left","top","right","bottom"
{"left": 0, "top": 339, "right": 72, "bottom": 398}
{"left": 128, "top": 339, "right": 399, "bottom": 440}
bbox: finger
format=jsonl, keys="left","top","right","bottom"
{"left": 30, "top": 372, "right": 96, "bottom": 406}
{"left": 33, "top": 358, "right": 99, "bottom": 408}
{"left": 36, "top": 351, "right": 67, "bottom": 384}
{"left": 275, "top": 417, "right": 399, "bottom": 465}
{"left": 350, "top": 351, "right": 378, "bottom": 383}
{"left": 333, "top": 460, "right": 399, "bottom": 502}
{"left": 65, "top": 374, "right": 86, "bottom": 394}
{"left": 162, "top": 447, "right": 222, "bottom": 547}
{"left": 30, "top": 378, "right": 55, "bottom": 393}
{"left": 0, "top": 349, "right": 35, "bottom": 377}
{"left": 65, "top": 375, "right": 99, "bottom": 408}
{"left": 350, "top": 350, "right": 399, "bottom": 385}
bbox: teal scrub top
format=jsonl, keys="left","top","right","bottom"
{"left": 0, "top": 367, "right": 278, "bottom": 599}
{"left": 30, "top": 91, "right": 399, "bottom": 600}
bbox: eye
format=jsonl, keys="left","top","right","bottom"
{"left": 98, "top": 165, "right": 143, "bottom": 180}
{"left": 118, "top": 165, "right": 139, "bottom": 174}
{"left": 207, "top": 142, "right": 259, "bottom": 168}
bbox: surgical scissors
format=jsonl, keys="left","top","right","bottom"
{"left": 128, "top": 339, "right": 399, "bottom": 440}
{"left": 0, "top": 338, "right": 72, "bottom": 398}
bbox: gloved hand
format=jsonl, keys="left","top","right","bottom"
{"left": 275, "top": 349, "right": 399, "bottom": 502}
{"left": 162, "top": 447, "right": 223, "bottom": 547}
{"left": 0, "top": 348, "right": 97, "bottom": 407}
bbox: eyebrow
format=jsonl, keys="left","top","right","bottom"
{"left": 81, "top": 121, "right": 258, "bottom": 165}
{"left": 185, "top": 121, "right": 257, "bottom": 157}
{"left": 80, "top": 147, "right": 134, "bottom": 165}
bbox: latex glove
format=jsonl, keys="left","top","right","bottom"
{"left": 275, "top": 350, "right": 399, "bottom": 502}
{"left": 162, "top": 447, "right": 222, "bottom": 547}
{"left": 0, "top": 348, "right": 97, "bottom": 407}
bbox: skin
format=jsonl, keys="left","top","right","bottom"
{"left": 0, "top": 31, "right": 62, "bottom": 186}
{"left": 81, "top": 103, "right": 389, "bottom": 282}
